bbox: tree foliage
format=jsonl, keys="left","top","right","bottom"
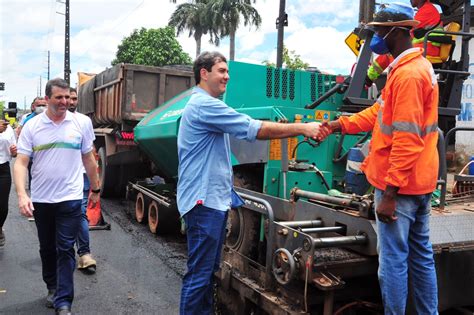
{"left": 263, "top": 47, "right": 309, "bottom": 70}
{"left": 168, "top": 0, "right": 218, "bottom": 57}
{"left": 169, "top": 0, "right": 261, "bottom": 60}
{"left": 208, "top": 0, "right": 261, "bottom": 60}
{"left": 112, "top": 27, "right": 192, "bottom": 66}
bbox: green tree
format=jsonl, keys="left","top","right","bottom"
{"left": 169, "top": 0, "right": 218, "bottom": 57}
{"left": 112, "top": 27, "right": 192, "bottom": 66}
{"left": 209, "top": 0, "right": 261, "bottom": 60}
{"left": 263, "top": 46, "right": 309, "bottom": 70}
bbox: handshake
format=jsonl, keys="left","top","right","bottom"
{"left": 301, "top": 120, "right": 341, "bottom": 142}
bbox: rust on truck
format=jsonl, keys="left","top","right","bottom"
{"left": 78, "top": 63, "right": 194, "bottom": 126}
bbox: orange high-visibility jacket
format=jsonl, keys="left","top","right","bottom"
{"left": 340, "top": 48, "right": 439, "bottom": 195}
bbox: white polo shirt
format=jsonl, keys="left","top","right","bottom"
{"left": 17, "top": 111, "right": 95, "bottom": 203}
{"left": 0, "top": 125, "right": 16, "bottom": 164}
{"left": 73, "top": 111, "right": 93, "bottom": 174}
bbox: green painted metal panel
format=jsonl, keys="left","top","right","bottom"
{"left": 133, "top": 60, "right": 370, "bottom": 199}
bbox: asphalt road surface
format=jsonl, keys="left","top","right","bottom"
{"left": 0, "top": 179, "right": 188, "bottom": 314}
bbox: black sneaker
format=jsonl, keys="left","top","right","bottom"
{"left": 45, "top": 289, "right": 55, "bottom": 308}
{"left": 0, "top": 230, "right": 5, "bottom": 247}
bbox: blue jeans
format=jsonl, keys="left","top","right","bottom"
{"left": 375, "top": 189, "right": 438, "bottom": 315}
{"left": 33, "top": 200, "right": 82, "bottom": 310}
{"left": 76, "top": 174, "right": 90, "bottom": 256}
{"left": 180, "top": 205, "right": 228, "bottom": 315}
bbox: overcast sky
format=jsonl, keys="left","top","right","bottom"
{"left": 1, "top": 0, "right": 398, "bottom": 109}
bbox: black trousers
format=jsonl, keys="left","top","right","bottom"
{"left": 0, "top": 162, "right": 11, "bottom": 227}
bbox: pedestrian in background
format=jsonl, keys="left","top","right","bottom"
{"left": 14, "top": 78, "right": 100, "bottom": 315}
{"left": 177, "top": 51, "right": 329, "bottom": 314}
{"left": 0, "top": 118, "right": 17, "bottom": 247}
{"left": 17, "top": 96, "right": 48, "bottom": 137}
{"left": 69, "top": 87, "right": 97, "bottom": 274}
{"left": 17, "top": 97, "right": 48, "bottom": 190}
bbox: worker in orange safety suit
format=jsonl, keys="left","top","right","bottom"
{"left": 318, "top": 3, "right": 440, "bottom": 314}
{"left": 366, "top": 0, "right": 443, "bottom": 85}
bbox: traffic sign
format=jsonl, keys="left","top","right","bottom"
{"left": 345, "top": 32, "right": 364, "bottom": 56}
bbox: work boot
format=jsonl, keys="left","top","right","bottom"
{"left": 0, "top": 229, "right": 5, "bottom": 247}
{"left": 45, "top": 289, "right": 55, "bottom": 308}
{"left": 78, "top": 253, "right": 97, "bottom": 274}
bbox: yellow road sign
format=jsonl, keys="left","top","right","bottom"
{"left": 345, "top": 32, "right": 364, "bottom": 56}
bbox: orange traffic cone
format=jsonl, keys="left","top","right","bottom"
{"left": 86, "top": 196, "right": 110, "bottom": 230}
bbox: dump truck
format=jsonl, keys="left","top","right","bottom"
{"left": 77, "top": 63, "right": 194, "bottom": 197}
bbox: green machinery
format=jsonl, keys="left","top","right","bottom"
{"left": 135, "top": 61, "right": 366, "bottom": 199}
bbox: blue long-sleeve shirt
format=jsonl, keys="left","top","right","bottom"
{"left": 177, "top": 87, "right": 262, "bottom": 217}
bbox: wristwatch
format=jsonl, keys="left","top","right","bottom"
{"left": 91, "top": 188, "right": 101, "bottom": 194}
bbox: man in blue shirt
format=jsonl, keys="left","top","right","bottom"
{"left": 177, "top": 51, "right": 329, "bottom": 314}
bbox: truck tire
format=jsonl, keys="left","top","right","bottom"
{"left": 135, "top": 192, "right": 147, "bottom": 224}
{"left": 148, "top": 201, "right": 159, "bottom": 233}
{"left": 98, "top": 147, "right": 118, "bottom": 197}
{"left": 148, "top": 201, "right": 179, "bottom": 234}
{"left": 226, "top": 170, "right": 261, "bottom": 259}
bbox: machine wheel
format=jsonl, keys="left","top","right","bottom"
{"left": 148, "top": 201, "right": 159, "bottom": 234}
{"left": 272, "top": 248, "right": 296, "bottom": 285}
{"left": 135, "top": 192, "right": 148, "bottom": 224}
{"left": 97, "top": 147, "right": 118, "bottom": 197}
{"left": 226, "top": 169, "right": 261, "bottom": 259}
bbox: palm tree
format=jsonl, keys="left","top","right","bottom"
{"left": 208, "top": 0, "right": 261, "bottom": 60}
{"left": 169, "top": 0, "right": 218, "bottom": 57}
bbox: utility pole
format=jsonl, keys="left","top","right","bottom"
{"left": 57, "top": 0, "right": 70, "bottom": 84}
{"left": 47, "top": 50, "right": 51, "bottom": 81}
{"left": 276, "top": 0, "right": 288, "bottom": 68}
{"left": 64, "top": 0, "right": 70, "bottom": 84}
{"left": 39, "top": 76, "right": 42, "bottom": 96}
{"left": 276, "top": 0, "right": 289, "bottom": 198}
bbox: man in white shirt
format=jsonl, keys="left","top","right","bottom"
{"left": 14, "top": 78, "right": 100, "bottom": 315}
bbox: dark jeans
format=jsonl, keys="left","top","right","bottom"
{"left": 76, "top": 174, "right": 90, "bottom": 256}
{"left": 0, "top": 162, "right": 11, "bottom": 228}
{"left": 180, "top": 205, "right": 228, "bottom": 315}
{"left": 33, "top": 200, "right": 82, "bottom": 309}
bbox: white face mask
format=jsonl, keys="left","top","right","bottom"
{"left": 35, "top": 106, "right": 47, "bottom": 114}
